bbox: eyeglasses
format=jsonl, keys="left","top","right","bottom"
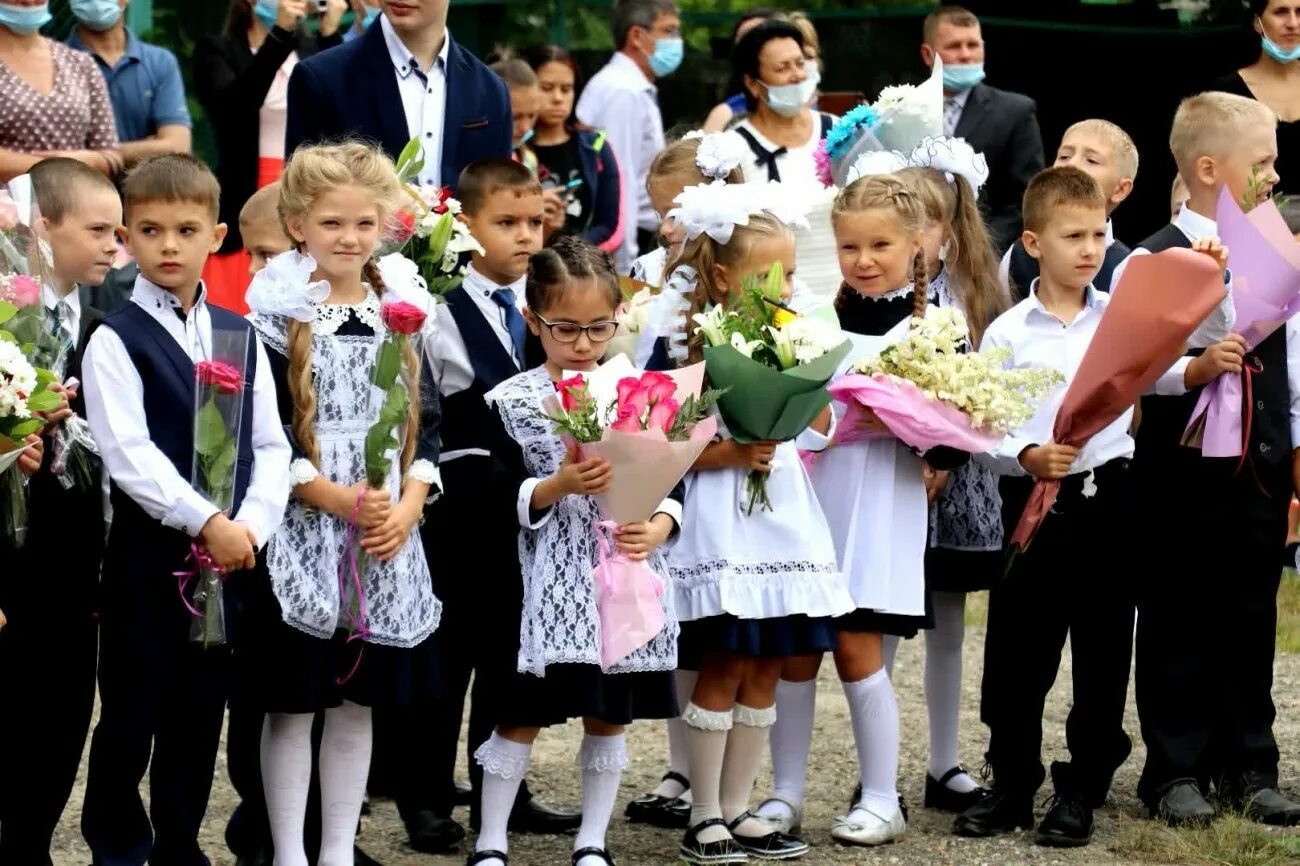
{"left": 534, "top": 313, "right": 618, "bottom": 344}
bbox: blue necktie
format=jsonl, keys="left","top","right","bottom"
{"left": 492, "top": 287, "right": 527, "bottom": 365}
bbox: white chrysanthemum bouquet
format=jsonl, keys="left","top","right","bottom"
{"left": 830, "top": 307, "right": 1062, "bottom": 452}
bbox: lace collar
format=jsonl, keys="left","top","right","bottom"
{"left": 862, "top": 284, "right": 915, "bottom": 303}
{"left": 315, "top": 287, "right": 381, "bottom": 335}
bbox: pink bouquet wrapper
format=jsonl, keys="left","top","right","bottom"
{"left": 1183, "top": 188, "right": 1300, "bottom": 458}
{"left": 828, "top": 374, "right": 1002, "bottom": 453}
{"left": 592, "top": 520, "right": 667, "bottom": 670}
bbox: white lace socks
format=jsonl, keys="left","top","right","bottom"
{"left": 843, "top": 669, "right": 900, "bottom": 817}
{"left": 683, "top": 702, "right": 733, "bottom": 845}
{"left": 261, "top": 712, "right": 314, "bottom": 866}
{"left": 575, "top": 733, "right": 629, "bottom": 862}
{"left": 474, "top": 733, "right": 534, "bottom": 857}
{"left": 925, "top": 591, "right": 978, "bottom": 792}
{"left": 656, "top": 669, "right": 700, "bottom": 800}
{"left": 721, "top": 703, "right": 777, "bottom": 838}
{"left": 317, "top": 701, "right": 373, "bottom": 866}
{"left": 756, "top": 679, "right": 817, "bottom": 823}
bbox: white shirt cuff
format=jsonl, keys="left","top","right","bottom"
{"left": 406, "top": 459, "right": 442, "bottom": 503}
{"left": 517, "top": 477, "right": 553, "bottom": 529}
{"left": 653, "top": 497, "right": 683, "bottom": 536}
{"left": 1152, "top": 356, "right": 1192, "bottom": 396}
{"left": 233, "top": 513, "right": 266, "bottom": 550}
{"left": 170, "top": 495, "right": 221, "bottom": 539}
{"left": 289, "top": 458, "right": 319, "bottom": 486}
{"left": 795, "top": 413, "right": 835, "bottom": 452}
{"left": 987, "top": 434, "right": 1034, "bottom": 477}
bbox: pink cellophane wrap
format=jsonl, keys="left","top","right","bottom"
{"left": 1182, "top": 188, "right": 1300, "bottom": 457}
{"left": 592, "top": 520, "right": 667, "bottom": 670}
{"left": 827, "top": 374, "right": 1003, "bottom": 453}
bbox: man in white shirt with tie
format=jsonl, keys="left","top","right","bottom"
{"left": 577, "top": 0, "right": 683, "bottom": 273}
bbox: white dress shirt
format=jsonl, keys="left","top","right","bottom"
{"left": 381, "top": 15, "right": 449, "bottom": 188}
{"left": 998, "top": 219, "right": 1115, "bottom": 295}
{"left": 943, "top": 89, "right": 971, "bottom": 137}
{"left": 979, "top": 284, "right": 1138, "bottom": 477}
{"left": 1108, "top": 203, "right": 1235, "bottom": 348}
{"left": 81, "top": 276, "right": 291, "bottom": 547}
{"left": 1286, "top": 318, "right": 1300, "bottom": 449}
{"left": 41, "top": 282, "right": 81, "bottom": 344}
{"left": 576, "top": 51, "right": 665, "bottom": 272}
{"left": 428, "top": 264, "right": 525, "bottom": 398}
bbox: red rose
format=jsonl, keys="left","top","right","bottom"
{"left": 386, "top": 209, "right": 417, "bottom": 245}
{"left": 381, "top": 301, "right": 427, "bottom": 336}
{"left": 556, "top": 374, "right": 587, "bottom": 412}
{"left": 431, "top": 186, "right": 453, "bottom": 215}
{"left": 195, "top": 360, "right": 244, "bottom": 395}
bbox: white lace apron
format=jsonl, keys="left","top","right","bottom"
{"left": 485, "top": 367, "right": 678, "bottom": 677}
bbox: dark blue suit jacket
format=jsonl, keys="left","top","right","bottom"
{"left": 284, "top": 23, "right": 511, "bottom": 189}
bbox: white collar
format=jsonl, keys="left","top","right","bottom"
{"left": 1173, "top": 204, "right": 1217, "bottom": 243}
{"left": 463, "top": 263, "right": 525, "bottom": 300}
{"left": 131, "top": 273, "right": 207, "bottom": 317}
{"left": 42, "top": 282, "right": 79, "bottom": 313}
{"left": 609, "top": 50, "right": 656, "bottom": 93}
{"left": 315, "top": 286, "right": 381, "bottom": 336}
{"left": 380, "top": 15, "right": 450, "bottom": 80}
{"left": 1027, "top": 278, "right": 1103, "bottom": 318}
{"left": 1104, "top": 218, "right": 1115, "bottom": 249}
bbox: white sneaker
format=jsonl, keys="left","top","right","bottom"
{"left": 751, "top": 796, "right": 803, "bottom": 835}
{"left": 830, "top": 804, "right": 906, "bottom": 847}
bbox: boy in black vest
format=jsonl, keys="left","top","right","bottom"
{"left": 1127, "top": 91, "right": 1300, "bottom": 828}
{"left": 1000, "top": 119, "right": 1137, "bottom": 299}
{"left": 0, "top": 158, "right": 124, "bottom": 862}
{"left": 79, "top": 154, "right": 291, "bottom": 866}
{"left": 376, "top": 158, "right": 579, "bottom": 853}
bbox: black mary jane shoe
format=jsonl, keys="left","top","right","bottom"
{"left": 924, "top": 766, "right": 991, "bottom": 814}
{"left": 679, "top": 819, "right": 749, "bottom": 865}
{"left": 625, "top": 771, "right": 691, "bottom": 829}
{"left": 467, "top": 851, "right": 508, "bottom": 865}
{"left": 572, "top": 847, "right": 616, "bottom": 865}
{"left": 728, "top": 813, "right": 808, "bottom": 861}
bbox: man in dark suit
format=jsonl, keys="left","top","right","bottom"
{"left": 921, "top": 5, "right": 1044, "bottom": 253}
{"left": 284, "top": 0, "right": 511, "bottom": 189}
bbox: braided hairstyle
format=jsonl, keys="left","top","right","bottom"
{"left": 278, "top": 142, "right": 420, "bottom": 477}
{"left": 831, "top": 174, "right": 930, "bottom": 319}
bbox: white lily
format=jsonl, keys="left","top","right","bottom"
{"left": 729, "top": 331, "right": 763, "bottom": 359}
{"left": 766, "top": 324, "right": 798, "bottom": 369}
{"left": 692, "top": 307, "right": 730, "bottom": 348}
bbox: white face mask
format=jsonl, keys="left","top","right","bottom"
{"left": 763, "top": 67, "right": 820, "bottom": 118}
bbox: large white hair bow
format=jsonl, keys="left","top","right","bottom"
{"left": 689, "top": 130, "right": 750, "bottom": 181}
{"left": 667, "top": 180, "right": 811, "bottom": 246}
{"left": 909, "top": 136, "right": 990, "bottom": 193}
{"left": 245, "top": 250, "right": 331, "bottom": 322}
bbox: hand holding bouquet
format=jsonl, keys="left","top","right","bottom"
{"left": 0, "top": 317, "right": 59, "bottom": 548}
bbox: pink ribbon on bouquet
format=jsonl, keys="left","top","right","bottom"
{"left": 337, "top": 488, "right": 373, "bottom": 685}
{"left": 592, "top": 520, "right": 667, "bottom": 671}
{"left": 174, "top": 542, "right": 225, "bottom": 619}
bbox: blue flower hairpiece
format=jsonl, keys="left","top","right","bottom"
{"left": 824, "top": 104, "right": 880, "bottom": 162}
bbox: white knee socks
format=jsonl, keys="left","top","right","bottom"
{"left": 925, "top": 591, "right": 977, "bottom": 793}
{"left": 882, "top": 634, "right": 900, "bottom": 677}
{"left": 474, "top": 732, "right": 534, "bottom": 860}
{"left": 683, "top": 702, "right": 733, "bottom": 844}
{"left": 574, "top": 733, "right": 628, "bottom": 864}
{"left": 755, "top": 679, "right": 816, "bottom": 824}
{"left": 317, "top": 701, "right": 373, "bottom": 866}
{"left": 656, "top": 669, "right": 699, "bottom": 800}
{"left": 842, "top": 669, "right": 900, "bottom": 817}
{"left": 261, "top": 712, "right": 314, "bottom": 866}
{"left": 720, "top": 703, "right": 777, "bottom": 837}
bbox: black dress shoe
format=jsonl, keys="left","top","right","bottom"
{"left": 1152, "top": 779, "right": 1215, "bottom": 827}
{"left": 405, "top": 808, "right": 467, "bottom": 853}
{"left": 1035, "top": 793, "right": 1092, "bottom": 847}
{"left": 626, "top": 772, "right": 691, "bottom": 829}
{"left": 455, "top": 779, "right": 474, "bottom": 807}
{"left": 572, "top": 847, "right": 616, "bottom": 865}
{"left": 728, "top": 812, "right": 808, "bottom": 860}
{"left": 1241, "top": 787, "right": 1300, "bottom": 826}
{"left": 925, "top": 767, "right": 990, "bottom": 814}
{"left": 850, "top": 782, "right": 909, "bottom": 823}
{"left": 679, "top": 819, "right": 748, "bottom": 865}
{"left": 354, "top": 845, "right": 383, "bottom": 866}
{"left": 952, "top": 787, "right": 1034, "bottom": 837}
{"left": 507, "top": 796, "right": 582, "bottom": 834}
{"left": 234, "top": 853, "right": 272, "bottom": 866}
{"left": 467, "top": 850, "right": 507, "bottom": 865}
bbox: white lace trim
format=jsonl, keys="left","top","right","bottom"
{"left": 682, "top": 702, "right": 734, "bottom": 731}
{"left": 314, "top": 289, "right": 381, "bottom": 336}
{"left": 733, "top": 703, "right": 777, "bottom": 728}
{"left": 289, "top": 458, "right": 319, "bottom": 486}
{"left": 671, "top": 558, "right": 852, "bottom": 622}
{"left": 647, "top": 265, "right": 697, "bottom": 365}
{"left": 406, "top": 458, "right": 440, "bottom": 486}
{"left": 474, "top": 739, "right": 532, "bottom": 781}
{"left": 577, "top": 737, "right": 630, "bottom": 773}
{"left": 863, "top": 284, "right": 915, "bottom": 303}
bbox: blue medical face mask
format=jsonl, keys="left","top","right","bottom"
{"left": 362, "top": 5, "right": 382, "bottom": 28}
{"left": 646, "top": 36, "right": 683, "bottom": 77}
{"left": 70, "top": 0, "right": 121, "bottom": 31}
{"left": 942, "top": 62, "right": 986, "bottom": 92}
{"left": 253, "top": 0, "right": 279, "bottom": 30}
{"left": 764, "top": 67, "right": 820, "bottom": 118}
{"left": 0, "top": 2, "right": 52, "bottom": 35}
{"left": 1261, "top": 22, "right": 1300, "bottom": 63}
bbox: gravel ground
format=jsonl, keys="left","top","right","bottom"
{"left": 51, "top": 621, "right": 1300, "bottom": 866}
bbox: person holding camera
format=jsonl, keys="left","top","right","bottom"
{"left": 193, "top": 0, "right": 347, "bottom": 314}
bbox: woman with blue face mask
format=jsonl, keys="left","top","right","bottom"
{"left": 1210, "top": 0, "right": 1300, "bottom": 192}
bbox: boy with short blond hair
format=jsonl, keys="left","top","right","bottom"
{"left": 1000, "top": 118, "right": 1138, "bottom": 298}
{"left": 1127, "top": 91, "right": 1300, "bottom": 828}
{"left": 239, "top": 181, "right": 293, "bottom": 279}
{"left": 79, "top": 153, "right": 291, "bottom": 864}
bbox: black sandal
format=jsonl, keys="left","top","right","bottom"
{"left": 572, "top": 847, "right": 616, "bottom": 865}
{"left": 467, "top": 851, "right": 508, "bottom": 865}
{"left": 727, "top": 812, "right": 809, "bottom": 860}
{"left": 625, "top": 771, "right": 691, "bottom": 829}
{"left": 680, "top": 818, "right": 747, "bottom": 865}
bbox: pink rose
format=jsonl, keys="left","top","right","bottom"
{"left": 556, "top": 374, "right": 587, "bottom": 412}
{"left": 647, "top": 397, "right": 680, "bottom": 434}
{"left": 0, "top": 191, "right": 18, "bottom": 231}
{"left": 639, "top": 371, "right": 676, "bottom": 405}
{"left": 3, "top": 275, "right": 40, "bottom": 308}
{"left": 610, "top": 408, "right": 643, "bottom": 434}
{"left": 381, "top": 301, "right": 427, "bottom": 336}
{"left": 195, "top": 360, "right": 244, "bottom": 395}
{"left": 386, "top": 209, "right": 416, "bottom": 245}
{"left": 616, "top": 379, "right": 650, "bottom": 422}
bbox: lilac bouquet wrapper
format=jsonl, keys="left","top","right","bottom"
{"left": 829, "top": 374, "right": 1003, "bottom": 453}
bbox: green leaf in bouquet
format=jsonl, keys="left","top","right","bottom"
{"left": 761, "top": 262, "right": 785, "bottom": 302}
{"left": 195, "top": 397, "right": 229, "bottom": 457}
{"left": 364, "top": 424, "right": 399, "bottom": 487}
{"left": 0, "top": 299, "right": 16, "bottom": 326}
{"left": 427, "top": 212, "right": 454, "bottom": 258}
{"left": 0, "top": 330, "right": 14, "bottom": 344}
{"left": 25, "top": 389, "right": 61, "bottom": 413}
{"left": 379, "top": 382, "right": 410, "bottom": 426}
{"left": 203, "top": 438, "right": 238, "bottom": 508}
{"left": 395, "top": 138, "right": 425, "bottom": 183}
{"left": 5, "top": 418, "right": 42, "bottom": 439}
{"left": 372, "top": 339, "right": 403, "bottom": 391}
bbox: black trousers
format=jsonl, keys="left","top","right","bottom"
{"left": 0, "top": 605, "right": 97, "bottom": 865}
{"left": 1135, "top": 455, "right": 1287, "bottom": 803}
{"left": 981, "top": 463, "right": 1135, "bottom": 805}
{"left": 81, "top": 619, "right": 229, "bottom": 866}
